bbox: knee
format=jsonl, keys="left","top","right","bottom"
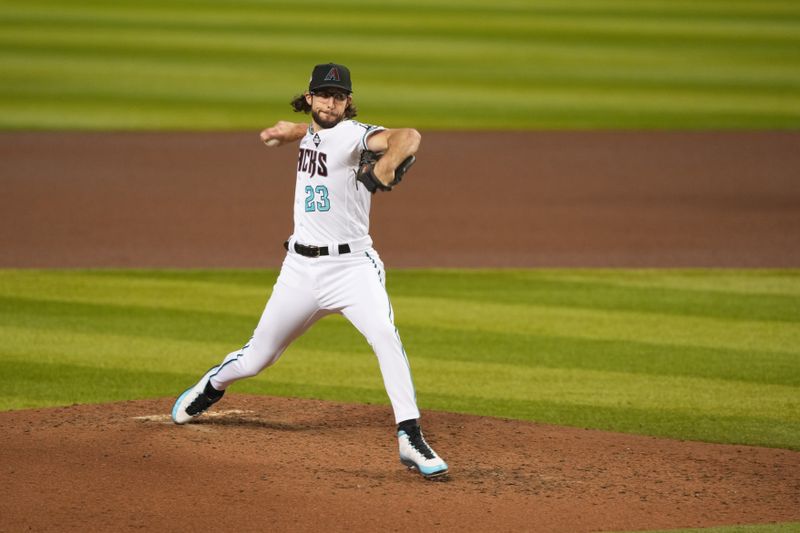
{"left": 366, "top": 323, "right": 401, "bottom": 350}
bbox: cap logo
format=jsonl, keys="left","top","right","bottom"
{"left": 324, "top": 67, "right": 340, "bottom": 82}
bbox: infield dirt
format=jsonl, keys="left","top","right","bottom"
{"left": 1, "top": 397, "right": 799, "bottom": 533}
{"left": 1, "top": 131, "right": 799, "bottom": 268}
{"left": 1, "top": 131, "right": 799, "bottom": 532}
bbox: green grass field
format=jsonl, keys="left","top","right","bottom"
{"left": 625, "top": 524, "right": 800, "bottom": 533}
{"left": 2, "top": 268, "right": 798, "bottom": 453}
{"left": 1, "top": 0, "right": 799, "bottom": 130}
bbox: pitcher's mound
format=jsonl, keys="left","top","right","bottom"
{"left": 1, "top": 395, "right": 798, "bottom": 532}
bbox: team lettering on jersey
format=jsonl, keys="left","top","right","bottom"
{"left": 297, "top": 148, "right": 328, "bottom": 178}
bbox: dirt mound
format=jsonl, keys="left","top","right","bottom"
{"left": 1, "top": 396, "right": 798, "bottom": 532}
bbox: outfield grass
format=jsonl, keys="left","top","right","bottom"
{"left": 623, "top": 522, "right": 800, "bottom": 533}
{"left": 1, "top": 268, "right": 798, "bottom": 451}
{"left": 1, "top": 0, "right": 799, "bottom": 130}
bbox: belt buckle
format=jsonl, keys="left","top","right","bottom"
{"left": 306, "top": 245, "right": 321, "bottom": 258}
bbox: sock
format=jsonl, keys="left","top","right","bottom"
{"left": 397, "top": 419, "right": 418, "bottom": 435}
{"left": 204, "top": 380, "right": 224, "bottom": 400}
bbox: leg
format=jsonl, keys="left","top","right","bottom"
{"left": 338, "top": 251, "right": 420, "bottom": 424}
{"left": 210, "top": 276, "right": 327, "bottom": 390}
{"left": 338, "top": 251, "right": 447, "bottom": 478}
{"left": 172, "top": 256, "right": 325, "bottom": 424}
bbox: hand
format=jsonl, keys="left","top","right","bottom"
{"left": 260, "top": 121, "right": 303, "bottom": 147}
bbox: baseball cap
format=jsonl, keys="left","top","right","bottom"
{"left": 309, "top": 63, "right": 352, "bottom": 94}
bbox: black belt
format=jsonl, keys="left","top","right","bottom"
{"left": 284, "top": 240, "right": 351, "bottom": 258}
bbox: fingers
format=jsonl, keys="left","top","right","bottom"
{"left": 260, "top": 120, "right": 300, "bottom": 147}
{"left": 259, "top": 127, "right": 278, "bottom": 141}
{"left": 260, "top": 127, "right": 281, "bottom": 147}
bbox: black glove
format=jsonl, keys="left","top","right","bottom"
{"left": 356, "top": 150, "right": 416, "bottom": 194}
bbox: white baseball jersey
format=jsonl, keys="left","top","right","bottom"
{"left": 205, "top": 117, "right": 421, "bottom": 426}
{"left": 292, "top": 119, "right": 384, "bottom": 246}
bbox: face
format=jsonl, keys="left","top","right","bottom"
{"left": 306, "top": 88, "right": 351, "bottom": 129}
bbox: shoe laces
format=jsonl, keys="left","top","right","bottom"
{"left": 405, "top": 426, "right": 436, "bottom": 460}
{"left": 186, "top": 392, "right": 216, "bottom": 416}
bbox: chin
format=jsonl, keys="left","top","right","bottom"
{"left": 312, "top": 111, "right": 343, "bottom": 129}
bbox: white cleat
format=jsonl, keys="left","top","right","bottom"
{"left": 398, "top": 426, "right": 449, "bottom": 479}
{"left": 171, "top": 366, "right": 224, "bottom": 424}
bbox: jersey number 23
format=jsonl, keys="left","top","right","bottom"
{"left": 304, "top": 185, "right": 330, "bottom": 212}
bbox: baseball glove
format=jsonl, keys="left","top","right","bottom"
{"left": 356, "top": 150, "right": 416, "bottom": 193}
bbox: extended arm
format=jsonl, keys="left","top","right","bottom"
{"left": 259, "top": 121, "right": 307, "bottom": 147}
{"left": 365, "top": 128, "right": 421, "bottom": 186}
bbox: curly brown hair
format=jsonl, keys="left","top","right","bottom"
{"left": 290, "top": 93, "right": 358, "bottom": 119}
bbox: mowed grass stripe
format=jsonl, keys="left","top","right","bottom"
{"left": 3, "top": 21, "right": 796, "bottom": 80}
{"left": 3, "top": 86, "right": 796, "bottom": 130}
{"left": 2, "top": 291, "right": 797, "bottom": 355}
{"left": 2, "top": 270, "right": 798, "bottom": 322}
{"left": 5, "top": 0, "right": 800, "bottom": 44}
{"left": 0, "top": 296, "right": 260, "bottom": 345}
{"left": 1, "top": 0, "right": 799, "bottom": 129}
{"left": 626, "top": 521, "right": 800, "bottom": 533}
{"left": 5, "top": 49, "right": 797, "bottom": 101}
{"left": 0, "top": 360, "right": 195, "bottom": 411}
{"left": 3, "top": 21, "right": 798, "bottom": 60}
{"left": 398, "top": 297, "right": 799, "bottom": 355}
{"left": 390, "top": 271, "right": 800, "bottom": 322}
{"left": 402, "top": 329, "right": 800, "bottom": 388}
{"left": 415, "top": 391, "right": 800, "bottom": 452}
{"left": 1, "top": 269, "right": 798, "bottom": 450}
{"left": 1, "top": 269, "right": 798, "bottom": 376}
{"left": 2, "top": 323, "right": 797, "bottom": 426}
{"left": 0, "top": 324, "right": 230, "bottom": 375}
{"left": 2, "top": 306, "right": 798, "bottom": 388}
{"left": 524, "top": 269, "right": 800, "bottom": 297}
{"left": 0, "top": 270, "right": 272, "bottom": 313}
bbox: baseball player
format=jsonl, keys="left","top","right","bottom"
{"left": 171, "top": 63, "right": 448, "bottom": 479}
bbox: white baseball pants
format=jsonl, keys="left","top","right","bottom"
{"left": 208, "top": 247, "right": 421, "bottom": 424}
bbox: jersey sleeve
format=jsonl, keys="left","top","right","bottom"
{"left": 360, "top": 124, "right": 385, "bottom": 151}
{"left": 345, "top": 120, "right": 384, "bottom": 153}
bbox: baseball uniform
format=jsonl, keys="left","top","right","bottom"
{"left": 208, "top": 119, "right": 420, "bottom": 424}
{"left": 171, "top": 62, "right": 448, "bottom": 479}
